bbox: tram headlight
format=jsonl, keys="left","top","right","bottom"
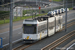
{"left": 24, "top": 38, "right": 26, "bottom": 39}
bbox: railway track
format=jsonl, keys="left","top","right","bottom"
{"left": 41, "top": 30, "right": 75, "bottom": 50}
{"left": 41, "top": 22, "right": 75, "bottom": 50}
{"left": 63, "top": 21, "right": 75, "bottom": 29}
{"left": 13, "top": 44, "right": 26, "bottom": 50}
{"left": 58, "top": 21, "right": 75, "bottom": 32}
{"left": 60, "top": 39, "right": 75, "bottom": 50}
{"left": 13, "top": 21, "right": 75, "bottom": 50}
{"left": 13, "top": 40, "right": 40, "bottom": 50}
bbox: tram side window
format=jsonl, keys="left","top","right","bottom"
{"left": 58, "top": 19, "right": 61, "bottom": 24}
{"left": 56, "top": 20, "right": 60, "bottom": 25}
{"left": 60, "top": 19, "right": 63, "bottom": 24}
{"left": 49, "top": 26, "right": 54, "bottom": 30}
{"left": 23, "top": 24, "right": 36, "bottom": 34}
{"left": 48, "top": 21, "right": 55, "bottom": 30}
{"left": 38, "top": 24, "right": 47, "bottom": 32}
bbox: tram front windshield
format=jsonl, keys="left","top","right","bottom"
{"left": 23, "top": 24, "right": 36, "bottom": 34}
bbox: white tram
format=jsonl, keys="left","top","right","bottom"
{"left": 22, "top": 15, "right": 63, "bottom": 43}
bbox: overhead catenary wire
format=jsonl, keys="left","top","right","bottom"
{"left": 0, "top": 0, "right": 22, "bottom": 6}
{"left": 0, "top": 0, "right": 38, "bottom": 6}
{"left": 0, "top": 0, "right": 74, "bottom": 7}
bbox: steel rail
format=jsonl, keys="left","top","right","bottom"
{"left": 13, "top": 44, "right": 25, "bottom": 50}
{"left": 61, "top": 39, "right": 75, "bottom": 50}
{"left": 41, "top": 30, "right": 75, "bottom": 50}
{"left": 13, "top": 40, "right": 40, "bottom": 50}
{"left": 41, "top": 21, "right": 75, "bottom": 50}
{"left": 49, "top": 31, "right": 75, "bottom": 50}
{"left": 60, "top": 21, "right": 75, "bottom": 31}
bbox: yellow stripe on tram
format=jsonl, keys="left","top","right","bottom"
{"left": 26, "top": 36, "right": 29, "bottom": 39}
{"left": 40, "top": 33, "right": 42, "bottom": 39}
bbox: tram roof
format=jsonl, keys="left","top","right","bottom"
{"left": 33, "top": 16, "right": 50, "bottom": 22}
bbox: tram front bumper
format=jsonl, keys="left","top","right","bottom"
{"left": 23, "top": 39, "right": 38, "bottom": 43}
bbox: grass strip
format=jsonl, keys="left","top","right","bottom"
{"left": 0, "top": 13, "right": 47, "bottom": 25}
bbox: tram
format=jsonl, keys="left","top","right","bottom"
{"left": 22, "top": 15, "right": 63, "bottom": 43}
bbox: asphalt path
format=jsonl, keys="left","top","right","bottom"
{"left": 0, "top": 10, "right": 75, "bottom": 47}
{"left": 23, "top": 2, "right": 61, "bottom": 10}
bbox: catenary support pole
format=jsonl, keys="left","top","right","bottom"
{"left": 13, "top": 0, "right": 14, "bottom": 19}
{"left": 55, "top": 17, "right": 56, "bottom": 33}
{"left": 63, "top": 0, "right": 64, "bottom": 8}
{"left": 72, "top": 0, "right": 74, "bottom": 8}
{"left": 51, "top": 0, "right": 53, "bottom": 11}
{"left": 47, "top": 17, "right": 48, "bottom": 37}
{"left": 36, "top": 0, "right": 37, "bottom": 5}
{"left": 65, "top": 0, "right": 67, "bottom": 32}
{"left": 9, "top": 0, "right": 13, "bottom": 50}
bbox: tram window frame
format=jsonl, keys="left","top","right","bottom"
{"left": 48, "top": 21, "right": 55, "bottom": 27}
{"left": 23, "top": 24, "right": 36, "bottom": 34}
{"left": 58, "top": 18, "right": 61, "bottom": 24}
{"left": 56, "top": 20, "right": 60, "bottom": 25}
{"left": 38, "top": 24, "right": 47, "bottom": 33}
{"left": 49, "top": 26, "right": 54, "bottom": 30}
{"left": 60, "top": 18, "right": 62, "bottom": 24}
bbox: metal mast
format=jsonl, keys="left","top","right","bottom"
{"left": 9, "top": 0, "right": 13, "bottom": 50}
{"left": 65, "top": 0, "right": 67, "bottom": 32}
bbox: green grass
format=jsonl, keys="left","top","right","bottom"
{"left": 0, "top": 9, "right": 47, "bottom": 25}
{"left": 53, "top": 0, "right": 62, "bottom": 2}
{"left": 0, "top": 11, "right": 9, "bottom": 19}
{"left": 0, "top": 13, "right": 47, "bottom": 25}
{"left": 69, "top": 8, "right": 73, "bottom": 10}
{"left": 0, "top": 19, "right": 10, "bottom": 24}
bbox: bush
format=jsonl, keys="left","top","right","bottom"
{"left": 0, "top": 11, "right": 9, "bottom": 20}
